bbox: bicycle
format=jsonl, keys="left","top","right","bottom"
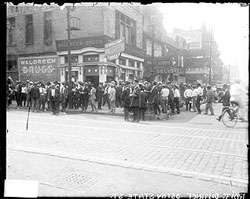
{"left": 221, "top": 103, "right": 248, "bottom": 128}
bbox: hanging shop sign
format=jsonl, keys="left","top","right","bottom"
{"left": 105, "top": 38, "right": 125, "bottom": 61}
{"left": 18, "top": 56, "right": 59, "bottom": 82}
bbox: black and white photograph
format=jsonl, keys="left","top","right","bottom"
{"left": 5, "top": 2, "right": 248, "bottom": 197}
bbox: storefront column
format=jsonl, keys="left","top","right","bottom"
{"left": 60, "top": 67, "right": 65, "bottom": 83}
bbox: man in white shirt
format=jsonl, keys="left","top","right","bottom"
{"left": 161, "top": 84, "right": 169, "bottom": 113}
{"left": 173, "top": 85, "right": 180, "bottom": 114}
{"left": 195, "top": 83, "right": 203, "bottom": 114}
{"left": 184, "top": 85, "right": 193, "bottom": 111}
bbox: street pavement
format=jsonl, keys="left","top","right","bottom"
{"left": 6, "top": 103, "right": 248, "bottom": 197}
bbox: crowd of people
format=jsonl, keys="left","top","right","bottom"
{"left": 6, "top": 77, "right": 247, "bottom": 122}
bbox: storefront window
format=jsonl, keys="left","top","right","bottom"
{"left": 65, "top": 55, "right": 78, "bottom": 63}
{"left": 44, "top": 11, "right": 53, "bottom": 46}
{"left": 8, "top": 17, "right": 15, "bottom": 45}
{"left": 128, "top": 60, "right": 135, "bottom": 67}
{"left": 83, "top": 55, "right": 99, "bottom": 62}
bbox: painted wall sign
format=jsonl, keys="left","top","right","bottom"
{"left": 18, "top": 56, "right": 59, "bottom": 82}
{"left": 105, "top": 38, "right": 125, "bottom": 61}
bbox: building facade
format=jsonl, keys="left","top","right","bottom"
{"left": 7, "top": 4, "right": 147, "bottom": 85}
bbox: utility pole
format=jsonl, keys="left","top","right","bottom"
{"left": 151, "top": 24, "right": 155, "bottom": 82}
{"left": 66, "top": 6, "right": 73, "bottom": 108}
{"left": 209, "top": 29, "right": 213, "bottom": 85}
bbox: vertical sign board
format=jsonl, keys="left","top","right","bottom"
{"left": 18, "top": 56, "right": 59, "bottom": 82}
{"left": 104, "top": 38, "right": 125, "bottom": 61}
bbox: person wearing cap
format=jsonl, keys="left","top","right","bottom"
{"left": 103, "top": 83, "right": 111, "bottom": 110}
{"left": 184, "top": 84, "right": 193, "bottom": 111}
{"left": 122, "top": 81, "right": 131, "bottom": 121}
{"left": 30, "top": 82, "right": 40, "bottom": 112}
{"left": 48, "top": 83, "right": 60, "bottom": 115}
{"left": 130, "top": 80, "right": 140, "bottom": 122}
{"left": 20, "top": 83, "right": 27, "bottom": 107}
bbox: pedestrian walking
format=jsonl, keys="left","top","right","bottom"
{"left": 216, "top": 84, "right": 231, "bottom": 121}
{"left": 160, "top": 84, "right": 169, "bottom": 113}
{"left": 204, "top": 85, "right": 214, "bottom": 115}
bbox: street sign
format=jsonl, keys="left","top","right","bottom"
{"left": 105, "top": 38, "right": 125, "bottom": 61}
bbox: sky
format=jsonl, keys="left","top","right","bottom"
{"left": 157, "top": 3, "right": 249, "bottom": 85}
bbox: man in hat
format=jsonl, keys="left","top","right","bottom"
{"left": 30, "top": 82, "right": 40, "bottom": 112}
{"left": 138, "top": 83, "right": 147, "bottom": 121}
{"left": 130, "top": 80, "right": 140, "bottom": 122}
{"left": 115, "top": 82, "right": 123, "bottom": 108}
{"left": 122, "top": 81, "right": 131, "bottom": 121}
{"left": 204, "top": 85, "right": 214, "bottom": 115}
{"left": 89, "top": 83, "right": 97, "bottom": 112}
{"left": 96, "top": 82, "right": 104, "bottom": 110}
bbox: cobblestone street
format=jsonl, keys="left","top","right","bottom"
{"left": 6, "top": 106, "right": 248, "bottom": 196}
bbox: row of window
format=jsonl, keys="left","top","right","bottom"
{"left": 63, "top": 55, "right": 143, "bottom": 70}
{"left": 8, "top": 11, "right": 52, "bottom": 46}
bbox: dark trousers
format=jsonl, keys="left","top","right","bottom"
{"left": 185, "top": 97, "right": 192, "bottom": 111}
{"left": 116, "top": 96, "right": 122, "bottom": 107}
{"left": 21, "top": 93, "right": 26, "bottom": 107}
{"left": 153, "top": 102, "right": 161, "bottom": 115}
{"left": 39, "top": 95, "right": 46, "bottom": 111}
{"left": 97, "top": 97, "right": 102, "bottom": 109}
{"left": 169, "top": 99, "right": 175, "bottom": 113}
{"left": 174, "top": 97, "right": 180, "bottom": 114}
{"left": 61, "top": 97, "right": 68, "bottom": 111}
{"left": 103, "top": 94, "right": 110, "bottom": 109}
{"left": 205, "top": 102, "right": 214, "bottom": 114}
{"left": 82, "top": 95, "right": 89, "bottom": 111}
{"left": 51, "top": 98, "right": 59, "bottom": 114}
{"left": 31, "top": 98, "right": 39, "bottom": 112}
{"left": 16, "top": 93, "right": 21, "bottom": 107}
{"left": 196, "top": 97, "right": 201, "bottom": 113}
{"left": 124, "top": 106, "right": 130, "bottom": 121}
{"left": 132, "top": 106, "right": 139, "bottom": 122}
{"left": 139, "top": 107, "right": 146, "bottom": 121}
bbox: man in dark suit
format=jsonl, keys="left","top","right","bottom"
{"left": 30, "top": 82, "right": 40, "bottom": 112}
{"left": 96, "top": 82, "right": 104, "bottom": 110}
{"left": 48, "top": 83, "right": 60, "bottom": 115}
{"left": 122, "top": 81, "right": 131, "bottom": 121}
{"left": 139, "top": 83, "right": 147, "bottom": 121}
{"left": 130, "top": 81, "right": 140, "bottom": 122}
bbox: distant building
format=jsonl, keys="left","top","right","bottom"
{"left": 225, "top": 64, "right": 240, "bottom": 84}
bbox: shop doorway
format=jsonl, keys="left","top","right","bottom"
{"left": 65, "top": 71, "right": 79, "bottom": 83}
{"left": 85, "top": 76, "right": 99, "bottom": 87}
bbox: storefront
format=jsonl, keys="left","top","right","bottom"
{"left": 56, "top": 36, "right": 144, "bottom": 85}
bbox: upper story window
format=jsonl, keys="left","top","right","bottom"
{"left": 44, "top": 11, "right": 53, "bottom": 46}
{"left": 8, "top": 17, "right": 15, "bottom": 45}
{"left": 83, "top": 55, "right": 99, "bottom": 62}
{"left": 25, "top": 14, "right": 33, "bottom": 45}
{"left": 154, "top": 43, "right": 162, "bottom": 57}
{"left": 146, "top": 40, "right": 152, "bottom": 56}
{"left": 128, "top": 60, "right": 135, "bottom": 67}
{"left": 65, "top": 55, "right": 78, "bottom": 63}
{"left": 119, "top": 58, "right": 126, "bottom": 66}
{"left": 115, "top": 11, "right": 136, "bottom": 46}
